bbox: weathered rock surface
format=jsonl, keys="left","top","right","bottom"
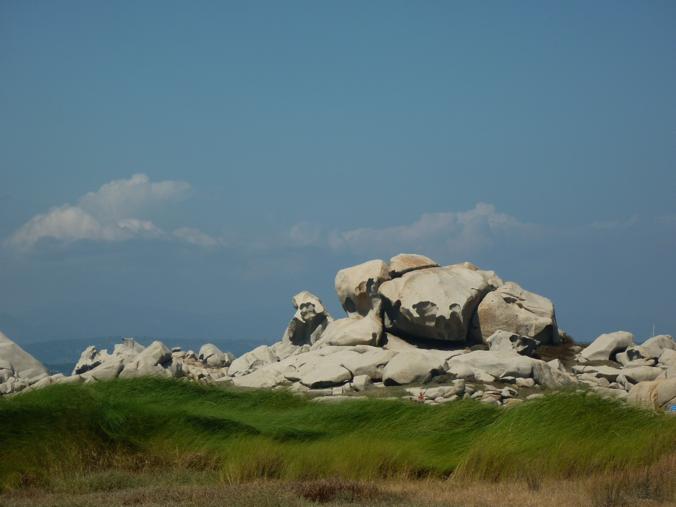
{"left": 0, "top": 331, "right": 48, "bottom": 382}
{"left": 388, "top": 254, "right": 439, "bottom": 278}
{"left": 335, "top": 259, "right": 390, "bottom": 317}
{"left": 472, "top": 282, "right": 558, "bottom": 344}
{"left": 232, "top": 365, "right": 288, "bottom": 389}
{"left": 73, "top": 345, "right": 104, "bottom": 375}
{"left": 578, "top": 331, "right": 634, "bottom": 362}
{"left": 620, "top": 366, "right": 664, "bottom": 383}
{"left": 282, "top": 291, "right": 332, "bottom": 346}
{"left": 0, "top": 331, "right": 49, "bottom": 394}
{"left": 379, "top": 264, "right": 501, "bottom": 343}
{"left": 228, "top": 345, "right": 277, "bottom": 377}
{"left": 532, "top": 359, "right": 576, "bottom": 388}
{"left": 199, "top": 343, "right": 234, "bottom": 368}
{"left": 572, "top": 364, "right": 623, "bottom": 382}
{"left": 316, "top": 310, "right": 383, "bottom": 347}
{"left": 659, "top": 349, "right": 676, "bottom": 367}
{"left": 628, "top": 378, "right": 676, "bottom": 411}
{"left": 118, "top": 341, "right": 175, "bottom": 379}
{"left": 618, "top": 335, "right": 676, "bottom": 366}
{"left": 485, "top": 330, "right": 539, "bottom": 356}
{"left": 639, "top": 335, "right": 676, "bottom": 359}
{"left": 382, "top": 350, "right": 446, "bottom": 385}
{"left": 447, "top": 350, "right": 536, "bottom": 379}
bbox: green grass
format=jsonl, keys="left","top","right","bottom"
{"left": 0, "top": 378, "right": 674, "bottom": 491}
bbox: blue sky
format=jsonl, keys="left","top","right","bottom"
{"left": 1, "top": 1, "right": 675, "bottom": 347}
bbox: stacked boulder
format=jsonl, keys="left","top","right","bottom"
{"left": 222, "top": 254, "right": 572, "bottom": 405}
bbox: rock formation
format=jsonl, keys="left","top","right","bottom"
{"left": 1, "top": 253, "right": 674, "bottom": 413}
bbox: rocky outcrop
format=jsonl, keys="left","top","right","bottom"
{"left": 472, "top": 282, "right": 559, "bottom": 344}
{"left": 4, "top": 255, "right": 673, "bottom": 412}
{"left": 379, "top": 264, "right": 502, "bottom": 343}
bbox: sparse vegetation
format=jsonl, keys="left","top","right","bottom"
{"left": 0, "top": 378, "right": 674, "bottom": 505}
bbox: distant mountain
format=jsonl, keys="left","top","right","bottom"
{"left": 21, "top": 336, "right": 268, "bottom": 375}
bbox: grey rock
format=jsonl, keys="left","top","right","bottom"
{"left": 0, "top": 330, "right": 48, "bottom": 384}
{"left": 379, "top": 264, "right": 501, "bottom": 343}
{"left": 335, "top": 259, "right": 390, "bottom": 317}
{"left": 199, "top": 343, "right": 235, "bottom": 368}
{"left": 485, "top": 330, "right": 539, "bottom": 356}
{"left": 621, "top": 366, "right": 663, "bottom": 383}
{"left": 578, "top": 331, "right": 634, "bottom": 362}
{"left": 317, "top": 310, "right": 382, "bottom": 347}
{"left": 282, "top": 291, "right": 332, "bottom": 346}
{"left": 447, "top": 350, "right": 536, "bottom": 379}
{"left": 382, "top": 350, "right": 447, "bottom": 385}
{"left": 388, "top": 253, "right": 439, "bottom": 278}
{"left": 473, "top": 282, "right": 559, "bottom": 344}
{"left": 628, "top": 378, "right": 676, "bottom": 411}
{"left": 228, "top": 345, "right": 277, "bottom": 376}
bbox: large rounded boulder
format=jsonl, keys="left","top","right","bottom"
{"left": 378, "top": 264, "right": 502, "bottom": 343}
{"left": 472, "top": 282, "right": 559, "bottom": 344}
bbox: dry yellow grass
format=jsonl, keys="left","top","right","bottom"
{"left": 1, "top": 456, "right": 673, "bottom": 507}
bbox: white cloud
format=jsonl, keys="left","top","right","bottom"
{"left": 325, "top": 203, "right": 532, "bottom": 257}
{"left": 8, "top": 174, "right": 192, "bottom": 250}
{"left": 78, "top": 173, "right": 190, "bottom": 220}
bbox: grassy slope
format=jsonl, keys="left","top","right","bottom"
{"left": 0, "top": 378, "right": 675, "bottom": 491}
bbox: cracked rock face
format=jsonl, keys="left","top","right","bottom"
{"left": 378, "top": 265, "right": 502, "bottom": 343}
{"left": 472, "top": 282, "right": 559, "bottom": 345}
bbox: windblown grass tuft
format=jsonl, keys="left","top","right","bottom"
{"left": 0, "top": 378, "right": 674, "bottom": 493}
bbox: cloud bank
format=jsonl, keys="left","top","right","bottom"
{"left": 325, "top": 202, "right": 533, "bottom": 257}
{"left": 8, "top": 174, "right": 218, "bottom": 250}
{"left": 8, "top": 174, "right": 655, "bottom": 264}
